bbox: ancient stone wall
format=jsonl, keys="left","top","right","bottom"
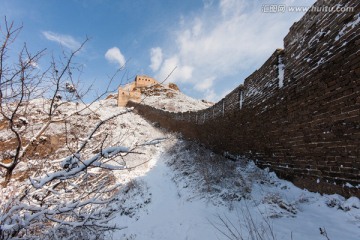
{"left": 135, "top": 75, "right": 158, "bottom": 88}
{"left": 118, "top": 75, "right": 159, "bottom": 106}
{"left": 118, "top": 82, "right": 141, "bottom": 107}
{"left": 118, "top": 88, "right": 141, "bottom": 107}
{"left": 128, "top": 0, "right": 360, "bottom": 197}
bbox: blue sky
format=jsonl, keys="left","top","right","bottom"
{"left": 0, "top": 0, "right": 316, "bottom": 102}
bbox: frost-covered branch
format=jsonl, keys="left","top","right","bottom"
{"left": 0, "top": 17, "right": 162, "bottom": 240}
{"left": 0, "top": 189, "right": 126, "bottom": 239}
{"left": 30, "top": 145, "right": 129, "bottom": 188}
{"left": 140, "top": 137, "right": 168, "bottom": 146}
{"left": 76, "top": 108, "right": 133, "bottom": 153}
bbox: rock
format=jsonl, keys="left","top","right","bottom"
{"left": 166, "top": 92, "right": 175, "bottom": 98}
{"left": 106, "top": 94, "right": 117, "bottom": 99}
{"left": 168, "top": 83, "right": 180, "bottom": 91}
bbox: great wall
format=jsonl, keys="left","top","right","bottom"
{"left": 126, "top": 0, "right": 360, "bottom": 197}
{"left": 118, "top": 75, "right": 159, "bottom": 106}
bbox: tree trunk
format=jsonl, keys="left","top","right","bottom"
{"left": 3, "top": 167, "right": 14, "bottom": 187}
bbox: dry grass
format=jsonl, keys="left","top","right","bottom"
{"left": 166, "top": 140, "right": 251, "bottom": 205}
{"left": 1, "top": 158, "right": 12, "bottom": 164}
{"left": 0, "top": 132, "right": 68, "bottom": 186}
{"left": 0, "top": 134, "right": 66, "bottom": 159}
{"left": 0, "top": 119, "right": 7, "bottom": 130}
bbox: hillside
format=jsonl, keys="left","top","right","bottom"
{"left": 1, "top": 0, "right": 359, "bottom": 238}
{"left": 139, "top": 83, "right": 213, "bottom": 112}
{"left": 1, "top": 94, "right": 359, "bottom": 240}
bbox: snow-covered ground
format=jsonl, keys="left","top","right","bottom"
{"left": 1, "top": 95, "right": 359, "bottom": 240}
{"left": 109, "top": 139, "right": 360, "bottom": 240}
{"left": 140, "top": 84, "right": 212, "bottom": 112}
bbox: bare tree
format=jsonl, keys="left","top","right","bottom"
{"left": 0, "top": 108, "right": 135, "bottom": 239}
{"left": 0, "top": 17, "right": 45, "bottom": 184}
{"left": 0, "top": 17, "right": 122, "bottom": 185}
{"left": 0, "top": 18, "right": 157, "bottom": 239}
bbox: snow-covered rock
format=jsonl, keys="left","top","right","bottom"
{"left": 140, "top": 84, "right": 212, "bottom": 112}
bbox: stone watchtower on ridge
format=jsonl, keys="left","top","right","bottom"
{"left": 118, "top": 75, "right": 159, "bottom": 107}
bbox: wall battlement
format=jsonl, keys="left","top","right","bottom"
{"left": 128, "top": 0, "right": 360, "bottom": 197}
{"left": 118, "top": 75, "right": 159, "bottom": 106}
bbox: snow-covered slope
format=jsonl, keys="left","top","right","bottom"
{"left": 1, "top": 96, "right": 359, "bottom": 240}
{"left": 109, "top": 139, "right": 360, "bottom": 240}
{"left": 0, "top": 98, "right": 167, "bottom": 184}
{"left": 139, "top": 83, "right": 212, "bottom": 112}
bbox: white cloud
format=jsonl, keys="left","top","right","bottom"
{"left": 155, "top": 56, "right": 193, "bottom": 83}
{"left": 203, "top": 0, "right": 214, "bottom": 9}
{"left": 191, "top": 18, "right": 203, "bottom": 38}
{"left": 149, "top": 47, "right": 163, "bottom": 72}
{"left": 42, "top": 31, "right": 81, "bottom": 51}
{"left": 194, "top": 76, "right": 215, "bottom": 92}
{"left": 219, "top": 0, "right": 245, "bottom": 17}
{"left": 152, "top": 0, "right": 315, "bottom": 101}
{"left": 105, "top": 47, "right": 126, "bottom": 68}
{"left": 202, "top": 89, "right": 218, "bottom": 102}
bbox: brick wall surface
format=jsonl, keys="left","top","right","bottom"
{"left": 128, "top": 0, "right": 360, "bottom": 197}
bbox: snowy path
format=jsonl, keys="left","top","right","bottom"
{"left": 112, "top": 152, "right": 224, "bottom": 240}
{"left": 111, "top": 147, "right": 360, "bottom": 240}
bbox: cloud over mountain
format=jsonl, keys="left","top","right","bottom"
{"left": 149, "top": 47, "right": 163, "bottom": 72}
{"left": 105, "top": 47, "right": 126, "bottom": 68}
